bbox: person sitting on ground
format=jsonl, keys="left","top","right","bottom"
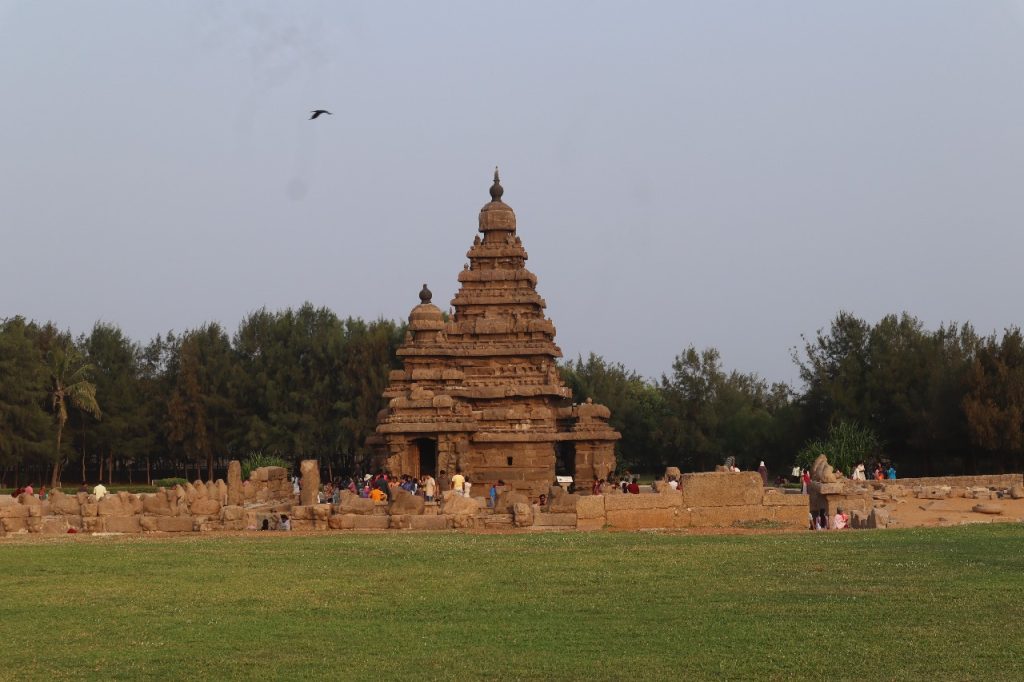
{"left": 627, "top": 478, "right": 640, "bottom": 495}
{"left": 369, "top": 486, "right": 386, "bottom": 503}
{"left": 538, "top": 493, "right": 547, "bottom": 508}
{"left": 832, "top": 507, "right": 848, "bottom": 530}
{"left": 667, "top": 477, "right": 679, "bottom": 491}
{"left": 260, "top": 518, "right": 270, "bottom": 531}
{"left": 24, "top": 483, "right": 34, "bottom": 497}
{"left": 279, "top": 514, "right": 291, "bottom": 531}
{"left": 814, "top": 509, "right": 828, "bottom": 530}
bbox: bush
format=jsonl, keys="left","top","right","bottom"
{"left": 796, "top": 421, "right": 881, "bottom": 476}
{"left": 241, "top": 452, "right": 291, "bottom": 480}
{"left": 153, "top": 477, "right": 188, "bottom": 488}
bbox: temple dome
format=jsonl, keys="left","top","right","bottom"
{"left": 479, "top": 168, "right": 516, "bottom": 232}
{"left": 408, "top": 283, "right": 444, "bottom": 332}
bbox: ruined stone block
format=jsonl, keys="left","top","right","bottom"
{"left": 104, "top": 516, "right": 143, "bottom": 533}
{"left": 156, "top": 517, "right": 195, "bottom": 532}
{"left": 761, "top": 489, "right": 807, "bottom": 506}
{"left": 220, "top": 505, "right": 244, "bottom": 522}
{"left": 548, "top": 494, "right": 580, "bottom": 513}
{"left": 409, "top": 515, "right": 450, "bottom": 530}
{"left": 576, "top": 517, "right": 605, "bottom": 531}
{"left": 533, "top": 512, "right": 576, "bottom": 527}
{"left": 142, "top": 494, "right": 172, "bottom": 516}
{"left": 337, "top": 494, "right": 375, "bottom": 516}
{"left": 389, "top": 491, "right": 425, "bottom": 516}
{"left": 605, "top": 492, "right": 681, "bottom": 512}
{"left": 2, "top": 517, "right": 29, "bottom": 533}
{"left": 684, "top": 471, "right": 765, "bottom": 507}
{"left": 47, "top": 491, "right": 81, "bottom": 516}
{"left": 328, "top": 514, "right": 354, "bottom": 530}
{"left": 299, "top": 460, "right": 320, "bottom": 506}
{"left": 191, "top": 498, "right": 221, "bottom": 516}
{"left": 606, "top": 507, "right": 677, "bottom": 530}
{"left": 0, "top": 504, "right": 29, "bottom": 519}
{"left": 576, "top": 495, "right": 606, "bottom": 520}
{"left": 689, "top": 505, "right": 770, "bottom": 527}
{"left": 351, "top": 515, "right": 390, "bottom": 530}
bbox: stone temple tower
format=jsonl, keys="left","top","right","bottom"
{"left": 370, "top": 170, "right": 620, "bottom": 496}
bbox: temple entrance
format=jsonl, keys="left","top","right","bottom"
{"left": 413, "top": 438, "right": 438, "bottom": 477}
{"left": 555, "top": 442, "right": 576, "bottom": 477}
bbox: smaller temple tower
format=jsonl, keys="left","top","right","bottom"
{"left": 370, "top": 171, "right": 620, "bottom": 496}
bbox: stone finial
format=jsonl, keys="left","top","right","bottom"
{"left": 489, "top": 166, "right": 504, "bottom": 202}
{"left": 419, "top": 283, "right": 432, "bottom": 303}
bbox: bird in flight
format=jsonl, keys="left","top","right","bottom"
{"left": 310, "top": 110, "right": 332, "bottom": 120}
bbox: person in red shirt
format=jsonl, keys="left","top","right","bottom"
{"left": 626, "top": 478, "right": 640, "bottom": 494}
{"left": 801, "top": 469, "right": 811, "bottom": 494}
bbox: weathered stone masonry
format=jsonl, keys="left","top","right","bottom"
{"left": 368, "top": 172, "right": 621, "bottom": 497}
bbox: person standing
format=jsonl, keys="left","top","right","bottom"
{"left": 451, "top": 469, "right": 465, "bottom": 497}
{"left": 887, "top": 464, "right": 897, "bottom": 480}
{"left": 757, "top": 461, "right": 768, "bottom": 486}
{"left": 422, "top": 474, "right": 436, "bottom": 502}
{"left": 463, "top": 476, "right": 472, "bottom": 499}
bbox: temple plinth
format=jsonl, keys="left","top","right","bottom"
{"left": 370, "top": 171, "right": 620, "bottom": 496}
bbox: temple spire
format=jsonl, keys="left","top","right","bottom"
{"left": 419, "top": 283, "right": 432, "bottom": 303}
{"left": 489, "top": 166, "right": 504, "bottom": 203}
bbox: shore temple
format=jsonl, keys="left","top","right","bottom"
{"left": 369, "top": 171, "right": 620, "bottom": 496}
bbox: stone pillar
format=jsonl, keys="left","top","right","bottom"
{"left": 226, "top": 460, "right": 243, "bottom": 506}
{"left": 300, "top": 460, "right": 320, "bottom": 506}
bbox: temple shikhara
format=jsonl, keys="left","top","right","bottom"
{"left": 370, "top": 171, "right": 620, "bottom": 495}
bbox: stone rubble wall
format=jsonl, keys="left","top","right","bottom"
{"left": 809, "top": 472, "right": 1024, "bottom": 529}
{"left": 0, "top": 464, "right": 294, "bottom": 537}
{"left": 2, "top": 463, "right": 814, "bottom": 536}
{"left": 578, "top": 472, "right": 808, "bottom": 531}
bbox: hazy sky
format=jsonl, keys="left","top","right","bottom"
{"left": 2, "top": 1, "right": 1023, "bottom": 385}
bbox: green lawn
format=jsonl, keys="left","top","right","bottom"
{"left": 1, "top": 525, "right": 1022, "bottom": 680}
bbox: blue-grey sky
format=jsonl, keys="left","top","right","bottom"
{"left": 2, "top": 1, "right": 1023, "bottom": 385}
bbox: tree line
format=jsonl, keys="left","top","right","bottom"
{"left": 0, "top": 305, "right": 403, "bottom": 488}
{"left": 2, "top": 307, "right": 1022, "bottom": 487}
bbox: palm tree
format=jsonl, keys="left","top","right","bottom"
{"left": 47, "top": 344, "right": 101, "bottom": 488}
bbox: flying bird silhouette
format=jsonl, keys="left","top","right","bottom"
{"left": 309, "top": 110, "right": 332, "bottom": 120}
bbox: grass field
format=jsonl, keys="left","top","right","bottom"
{"left": 1, "top": 525, "right": 1022, "bottom": 681}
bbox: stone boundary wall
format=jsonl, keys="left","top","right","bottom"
{"left": 2, "top": 463, "right": 812, "bottom": 537}
{"left": 579, "top": 472, "right": 807, "bottom": 531}
{"left": 886, "top": 474, "right": 1022, "bottom": 489}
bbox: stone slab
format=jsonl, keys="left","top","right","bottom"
{"left": 604, "top": 492, "right": 681, "bottom": 511}
{"left": 606, "top": 507, "right": 678, "bottom": 529}
{"left": 155, "top": 517, "right": 195, "bottom": 532}
{"left": 409, "top": 515, "right": 450, "bottom": 530}
{"left": 681, "top": 472, "right": 763, "bottom": 507}
{"left": 351, "top": 515, "right": 390, "bottom": 530}
{"left": 533, "top": 512, "right": 576, "bottom": 527}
